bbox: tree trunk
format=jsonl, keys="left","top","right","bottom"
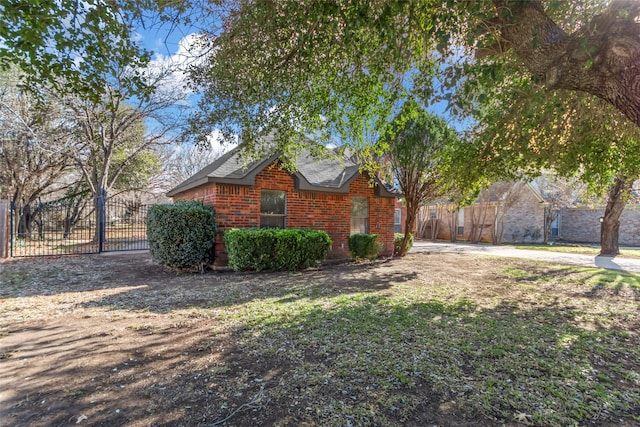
{"left": 600, "top": 176, "right": 631, "bottom": 256}
{"left": 398, "top": 200, "right": 418, "bottom": 257}
{"left": 543, "top": 206, "right": 551, "bottom": 244}
{"left": 17, "top": 204, "right": 32, "bottom": 238}
{"left": 429, "top": 217, "right": 439, "bottom": 242}
{"left": 449, "top": 209, "right": 458, "bottom": 243}
{"left": 493, "top": 0, "right": 640, "bottom": 127}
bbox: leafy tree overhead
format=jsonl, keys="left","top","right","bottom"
{"left": 380, "top": 102, "right": 458, "bottom": 257}
{"left": 0, "top": 68, "right": 76, "bottom": 235}
{"left": 186, "top": 0, "right": 640, "bottom": 153}
{"left": 0, "top": 0, "right": 153, "bottom": 100}
{"left": 469, "top": 71, "right": 640, "bottom": 255}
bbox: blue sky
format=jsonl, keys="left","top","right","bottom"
{"left": 134, "top": 21, "right": 470, "bottom": 151}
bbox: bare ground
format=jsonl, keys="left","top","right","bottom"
{"left": 0, "top": 252, "right": 638, "bottom": 427}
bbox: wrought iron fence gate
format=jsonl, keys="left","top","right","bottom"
{"left": 9, "top": 196, "right": 153, "bottom": 257}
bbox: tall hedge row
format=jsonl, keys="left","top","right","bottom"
{"left": 224, "top": 228, "right": 332, "bottom": 271}
{"left": 147, "top": 201, "right": 217, "bottom": 268}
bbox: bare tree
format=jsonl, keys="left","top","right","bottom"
{"left": 469, "top": 190, "right": 491, "bottom": 244}
{"left": 536, "top": 174, "right": 584, "bottom": 243}
{"left": 161, "top": 143, "right": 228, "bottom": 191}
{"left": 0, "top": 69, "right": 76, "bottom": 237}
{"left": 490, "top": 182, "right": 526, "bottom": 245}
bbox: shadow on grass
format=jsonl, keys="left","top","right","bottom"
{"left": 503, "top": 262, "right": 640, "bottom": 300}
{"left": 2, "top": 288, "right": 638, "bottom": 426}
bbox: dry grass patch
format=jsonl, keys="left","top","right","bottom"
{"left": 0, "top": 252, "right": 638, "bottom": 426}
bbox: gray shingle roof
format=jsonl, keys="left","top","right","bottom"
{"left": 167, "top": 144, "right": 398, "bottom": 198}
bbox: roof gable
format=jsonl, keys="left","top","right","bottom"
{"left": 167, "top": 143, "right": 398, "bottom": 198}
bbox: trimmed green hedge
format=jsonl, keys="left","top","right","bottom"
{"left": 224, "top": 228, "right": 332, "bottom": 271}
{"left": 394, "top": 232, "right": 414, "bottom": 255}
{"left": 348, "top": 233, "right": 381, "bottom": 260}
{"left": 147, "top": 201, "right": 217, "bottom": 268}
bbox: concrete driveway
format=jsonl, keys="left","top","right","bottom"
{"left": 410, "top": 241, "right": 640, "bottom": 273}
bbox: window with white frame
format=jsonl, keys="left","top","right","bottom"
{"left": 260, "top": 190, "right": 286, "bottom": 228}
{"left": 394, "top": 208, "right": 402, "bottom": 233}
{"left": 351, "top": 197, "right": 369, "bottom": 235}
{"left": 457, "top": 208, "right": 464, "bottom": 235}
{"left": 551, "top": 213, "right": 560, "bottom": 237}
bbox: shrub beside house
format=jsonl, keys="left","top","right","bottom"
{"left": 167, "top": 143, "right": 398, "bottom": 265}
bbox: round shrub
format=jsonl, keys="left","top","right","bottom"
{"left": 348, "top": 233, "right": 381, "bottom": 260}
{"left": 394, "top": 232, "right": 414, "bottom": 255}
{"left": 147, "top": 201, "right": 217, "bottom": 268}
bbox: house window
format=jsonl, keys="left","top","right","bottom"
{"left": 351, "top": 197, "right": 369, "bottom": 235}
{"left": 430, "top": 208, "right": 437, "bottom": 219}
{"left": 457, "top": 208, "right": 464, "bottom": 235}
{"left": 260, "top": 190, "right": 286, "bottom": 228}
{"left": 551, "top": 214, "right": 560, "bottom": 237}
{"left": 394, "top": 208, "right": 402, "bottom": 233}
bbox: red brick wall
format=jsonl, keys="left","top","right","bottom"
{"left": 174, "top": 161, "right": 396, "bottom": 264}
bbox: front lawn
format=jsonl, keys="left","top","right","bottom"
{"left": 514, "top": 243, "right": 640, "bottom": 259}
{"left": 0, "top": 252, "right": 638, "bottom": 426}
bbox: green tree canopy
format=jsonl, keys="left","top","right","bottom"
{"left": 0, "top": 0, "right": 154, "bottom": 100}
{"left": 380, "top": 102, "right": 458, "bottom": 256}
{"left": 186, "top": 0, "right": 640, "bottom": 153}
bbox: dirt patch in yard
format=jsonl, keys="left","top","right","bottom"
{"left": 0, "top": 252, "right": 638, "bottom": 426}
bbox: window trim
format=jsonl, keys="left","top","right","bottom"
{"left": 394, "top": 208, "right": 402, "bottom": 233}
{"left": 351, "top": 197, "right": 369, "bottom": 235}
{"left": 260, "top": 190, "right": 287, "bottom": 228}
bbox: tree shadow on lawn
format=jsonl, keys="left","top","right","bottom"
{"left": 0, "top": 252, "right": 413, "bottom": 308}
{"left": 505, "top": 262, "right": 640, "bottom": 301}
{"left": 74, "top": 260, "right": 416, "bottom": 314}
{"left": 2, "top": 293, "right": 638, "bottom": 426}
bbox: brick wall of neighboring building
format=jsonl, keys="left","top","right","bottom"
{"left": 501, "top": 193, "right": 546, "bottom": 243}
{"left": 559, "top": 205, "right": 640, "bottom": 245}
{"left": 427, "top": 184, "right": 546, "bottom": 243}
{"left": 558, "top": 207, "right": 603, "bottom": 244}
{"left": 174, "top": 162, "right": 395, "bottom": 264}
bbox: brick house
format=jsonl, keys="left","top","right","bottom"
{"left": 167, "top": 145, "right": 398, "bottom": 264}
{"left": 422, "top": 181, "right": 548, "bottom": 243}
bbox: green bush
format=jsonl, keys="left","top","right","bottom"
{"left": 348, "top": 233, "right": 381, "bottom": 260}
{"left": 224, "top": 228, "right": 332, "bottom": 271}
{"left": 394, "top": 232, "right": 414, "bottom": 255}
{"left": 147, "top": 201, "right": 217, "bottom": 268}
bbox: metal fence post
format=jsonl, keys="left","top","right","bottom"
{"left": 0, "top": 200, "right": 9, "bottom": 258}
{"left": 98, "top": 190, "right": 107, "bottom": 253}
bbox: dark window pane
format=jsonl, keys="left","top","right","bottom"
{"left": 260, "top": 215, "right": 285, "bottom": 228}
{"left": 351, "top": 197, "right": 368, "bottom": 235}
{"left": 261, "top": 190, "right": 286, "bottom": 215}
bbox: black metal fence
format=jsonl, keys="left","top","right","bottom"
{"left": 9, "top": 196, "right": 152, "bottom": 257}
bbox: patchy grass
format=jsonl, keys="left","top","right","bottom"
{"left": 514, "top": 243, "right": 640, "bottom": 259}
{"left": 0, "top": 253, "right": 638, "bottom": 426}
{"left": 212, "top": 270, "right": 639, "bottom": 426}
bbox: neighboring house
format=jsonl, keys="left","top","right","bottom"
{"left": 419, "top": 179, "right": 640, "bottom": 246}
{"left": 559, "top": 205, "right": 640, "bottom": 246}
{"left": 422, "top": 181, "right": 548, "bottom": 244}
{"left": 394, "top": 199, "right": 406, "bottom": 234}
{"left": 167, "top": 144, "right": 398, "bottom": 265}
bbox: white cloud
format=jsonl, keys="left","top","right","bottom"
{"left": 143, "top": 33, "right": 209, "bottom": 100}
{"left": 206, "top": 129, "right": 238, "bottom": 154}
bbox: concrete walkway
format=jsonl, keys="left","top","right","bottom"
{"left": 409, "top": 241, "right": 640, "bottom": 273}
